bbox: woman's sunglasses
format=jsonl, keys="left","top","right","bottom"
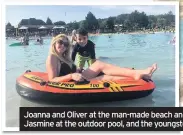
{"left": 58, "top": 40, "right": 69, "bottom": 47}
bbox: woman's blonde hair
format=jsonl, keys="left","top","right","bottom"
{"left": 50, "top": 34, "right": 73, "bottom": 68}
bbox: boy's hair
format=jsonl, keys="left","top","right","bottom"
{"left": 76, "top": 27, "right": 88, "bottom": 36}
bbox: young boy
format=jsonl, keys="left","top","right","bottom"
{"left": 71, "top": 28, "right": 96, "bottom": 73}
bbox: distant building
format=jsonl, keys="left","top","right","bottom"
{"left": 17, "top": 18, "right": 66, "bottom": 34}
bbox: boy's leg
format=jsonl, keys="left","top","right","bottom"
{"left": 76, "top": 53, "right": 86, "bottom": 72}
{"left": 87, "top": 58, "right": 95, "bottom": 67}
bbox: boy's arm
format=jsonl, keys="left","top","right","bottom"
{"left": 90, "top": 42, "right": 96, "bottom": 61}
{"left": 91, "top": 59, "right": 96, "bottom": 63}
{"left": 71, "top": 45, "right": 77, "bottom": 61}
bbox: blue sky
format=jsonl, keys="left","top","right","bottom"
{"left": 6, "top": 5, "right": 175, "bottom": 26}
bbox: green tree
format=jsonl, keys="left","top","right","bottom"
{"left": 72, "top": 21, "right": 79, "bottom": 29}
{"left": 148, "top": 15, "right": 157, "bottom": 29}
{"left": 164, "top": 11, "right": 175, "bottom": 26}
{"left": 98, "top": 19, "right": 106, "bottom": 32}
{"left": 115, "top": 14, "right": 129, "bottom": 25}
{"left": 79, "top": 20, "right": 88, "bottom": 30}
{"left": 99, "top": 19, "right": 106, "bottom": 29}
{"left": 157, "top": 18, "right": 166, "bottom": 28}
{"left": 6, "top": 22, "right": 12, "bottom": 27}
{"left": 127, "top": 10, "right": 149, "bottom": 30}
{"left": 67, "top": 21, "right": 79, "bottom": 30}
{"left": 46, "top": 17, "right": 53, "bottom": 25}
{"left": 54, "top": 21, "right": 66, "bottom": 25}
{"left": 6, "top": 22, "right": 14, "bottom": 30}
{"left": 123, "top": 19, "right": 132, "bottom": 31}
{"left": 106, "top": 17, "right": 115, "bottom": 31}
{"left": 85, "top": 12, "right": 99, "bottom": 31}
{"left": 139, "top": 12, "right": 149, "bottom": 28}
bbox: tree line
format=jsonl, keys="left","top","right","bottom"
{"left": 77, "top": 10, "right": 175, "bottom": 32}
{"left": 7, "top": 10, "right": 175, "bottom": 33}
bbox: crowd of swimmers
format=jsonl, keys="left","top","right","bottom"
{"left": 19, "top": 33, "right": 43, "bottom": 45}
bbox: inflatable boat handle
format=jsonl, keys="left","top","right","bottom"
{"left": 40, "top": 81, "right": 47, "bottom": 86}
{"left": 25, "top": 70, "right": 31, "bottom": 73}
{"left": 75, "top": 79, "right": 90, "bottom": 85}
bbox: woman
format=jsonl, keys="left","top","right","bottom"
{"left": 46, "top": 34, "right": 157, "bottom": 82}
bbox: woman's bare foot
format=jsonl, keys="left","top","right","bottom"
{"left": 134, "top": 63, "right": 157, "bottom": 80}
{"left": 149, "top": 63, "right": 157, "bottom": 76}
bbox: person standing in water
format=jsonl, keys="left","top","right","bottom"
{"left": 36, "top": 34, "right": 43, "bottom": 44}
{"left": 21, "top": 33, "right": 29, "bottom": 45}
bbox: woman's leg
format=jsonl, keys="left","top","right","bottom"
{"left": 82, "top": 60, "right": 157, "bottom": 80}
{"left": 89, "top": 75, "right": 129, "bottom": 81}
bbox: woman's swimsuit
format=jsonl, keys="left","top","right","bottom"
{"left": 59, "top": 61, "right": 76, "bottom": 76}
{"left": 59, "top": 61, "right": 104, "bottom": 77}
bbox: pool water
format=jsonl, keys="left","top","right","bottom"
{"left": 6, "top": 32, "right": 175, "bottom": 127}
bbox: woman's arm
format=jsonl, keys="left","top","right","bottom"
{"left": 48, "top": 74, "right": 72, "bottom": 82}
{"left": 46, "top": 55, "right": 72, "bottom": 82}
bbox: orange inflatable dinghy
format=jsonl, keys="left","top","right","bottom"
{"left": 16, "top": 70, "right": 156, "bottom": 104}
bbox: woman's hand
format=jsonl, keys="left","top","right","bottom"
{"left": 71, "top": 73, "right": 84, "bottom": 81}
{"left": 76, "top": 68, "right": 84, "bottom": 73}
